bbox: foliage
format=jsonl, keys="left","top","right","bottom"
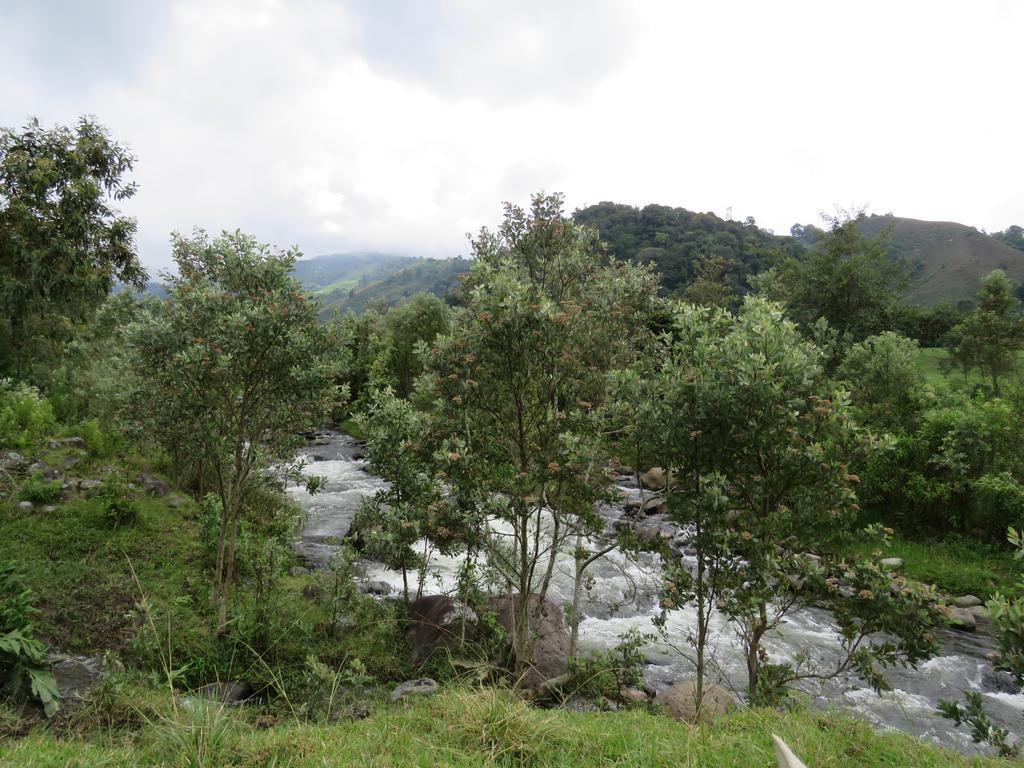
{"left": 129, "top": 229, "right": 339, "bottom": 633}
{"left": 422, "top": 192, "right": 658, "bottom": 678}
{"left": 0, "top": 562, "right": 59, "bottom": 717}
{"left": 948, "top": 270, "right": 1022, "bottom": 396}
{"left": 569, "top": 630, "right": 647, "bottom": 704}
{"left": 353, "top": 389, "right": 446, "bottom": 602}
{"left": 17, "top": 473, "right": 61, "bottom": 504}
{"left": 939, "top": 691, "right": 1019, "bottom": 759}
{"left": 757, "top": 213, "right": 908, "bottom": 346}
{"left": 96, "top": 474, "right": 138, "bottom": 529}
{"left": 835, "top": 331, "right": 924, "bottom": 431}
{"left": 0, "top": 117, "right": 145, "bottom": 376}
{"left": 0, "top": 380, "right": 55, "bottom": 448}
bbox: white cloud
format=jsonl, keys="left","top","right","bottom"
{"left": 1, "top": 0, "right": 1021, "bottom": 272}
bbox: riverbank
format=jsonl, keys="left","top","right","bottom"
{"left": 2, "top": 687, "right": 1015, "bottom": 767}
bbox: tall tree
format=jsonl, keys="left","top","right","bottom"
{"left": 757, "top": 214, "right": 907, "bottom": 344}
{"left": 130, "top": 230, "right": 339, "bottom": 633}
{"left": 948, "top": 269, "right": 1022, "bottom": 395}
{"left": 0, "top": 117, "right": 145, "bottom": 375}
{"left": 423, "top": 193, "right": 658, "bottom": 682}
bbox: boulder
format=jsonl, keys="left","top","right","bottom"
{"left": 407, "top": 595, "right": 478, "bottom": 663}
{"left": 389, "top": 678, "right": 438, "bottom": 704}
{"left": 656, "top": 680, "right": 736, "bottom": 724}
{"left": 48, "top": 437, "right": 86, "bottom": 450}
{"left": 51, "top": 655, "right": 118, "bottom": 702}
{"left": 78, "top": 478, "right": 102, "bottom": 493}
{"left": 487, "top": 593, "right": 571, "bottom": 690}
{"left": 16, "top": 501, "right": 33, "bottom": 513}
{"left": 358, "top": 579, "right": 393, "bottom": 597}
{"left": 195, "top": 680, "right": 254, "bottom": 704}
{"left": 289, "top": 566, "right": 310, "bottom": 577}
{"left": 135, "top": 473, "right": 170, "bottom": 496}
{"left": 947, "top": 606, "right": 977, "bottom": 631}
{"left": 640, "top": 467, "right": 668, "bottom": 492}
{"left": 0, "top": 451, "right": 26, "bottom": 469}
{"left": 952, "top": 595, "right": 983, "bottom": 609}
{"left": 879, "top": 557, "right": 904, "bottom": 570}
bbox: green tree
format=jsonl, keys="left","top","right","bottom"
{"left": 948, "top": 270, "right": 1022, "bottom": 395}
{"left": 423, "top": 193, "right": 658, "bottom": 681}
{"left": 129, "top": 230, "right": 339, "bottom": 634}
{"left": 757, "top": 214, "right": 907, "bottom": 345}
{"left": 370, "top": 292, "right": 451, "bottom": 398}
{"left": 836, "top": 331, "right": 924, "bottom": 432}
{"left": 622, "top": 298, "right": 936, "bottom": 704}
{"left": 0, "top": 117, "right": 145, "bottom": 375}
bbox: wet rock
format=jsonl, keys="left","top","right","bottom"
{"left": 614, "top": 466, "right": 634, "bottom": 478}
{"left": 620, "top": 687, "right": 649, "bottom": 704}
{"left": 983, "top": 668, "right": 1020, "bottom": 694}
{"left": 947, "top": 607, "right": 977, "bottom": 631}
{"left": 487, "top": 594, "right": 571, "bottom": 690}
{"left": 971, "top": 605, "right": 990, "bottom": 625}
{"left": 407, "top": 595, "right": 477, "bottom": 662}
{"left": 16, "top": 500, "right": 33, "bottom": 513}
{"left": 196, "top": 681, "right": 254, "bottom": 704}
{"left": 389, "top": 678, "right": 438, "bottom": 703}
{"left": 952, "top": 595, "right": 983, "bottom": 609}
{"left": 358, "top": 580, "right": 393, "bottom": 597}
{"left": 641, "top": 496, "right": 668, "bottom": 515}
{"left": 879, "top": 557, "right": 904, "bottom": 570}
{"left": 623, "top": 499, "right": 643, "bottom": 514}
{"left": 838, "top": 585, "right": 856, "bottom": 599}
{"left": 656, "top": 680, "right": 736, "bottom": 724}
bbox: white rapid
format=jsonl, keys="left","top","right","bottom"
{"left": 289, "top": 431, "right": 1024, "bottom": 755}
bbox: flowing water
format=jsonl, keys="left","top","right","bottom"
{"left": 289, "top": 431, "right": 1024, "bottom": 754}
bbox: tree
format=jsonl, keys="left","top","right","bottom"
{"left": 130, "top": 230, "right": 339, "bottom": 633}
{"left": 948, "top": 270, "right": 1022, "bottom": 395}
{"left": 0, "top": 117, "right": 145, "bottom": 375}
{"left": 836, "top": 331, "right": 924, "bottom": 432}
{"left": 423, "top": 193, "right": 658, "bottom": 681}
{"left": 370, "top": 292, "right": 451, "bottom": 399}
{"left": 682, "top": 254, "right": 735, "bottom": 309}
{"left": 757, "top": 214, "right": 907, "bottom": 345}
{"left": 622, "top": 298, "right": 937, "bottom": 705}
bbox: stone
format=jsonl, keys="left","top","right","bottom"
{"left": 641, "top": 496, "right": 668, "bottom": 515}
{"left": 167, "top": 494, "right": 189, "bottom": 508}
{"left": 971, "top": 605, "right": 990, "bottom": 623}
{"left": 623, "top": 499, "right": 643, "bottom": 514}
{"left": 1, "top": 451, "right": 25, "bottom": 467}
{"left": 656, "top": 680, "right": 737, "bottom": 724}
{"left": 487, "top": 593, "right": 571, "bottom": 690}
{"left": 620, "top": 687, "right": 649, "bottom": 704}
{"left": 358, "top": 580, "right": 393, "bottom": 596}
{"left": 640, "top": 467, "right": 667, "bottom": 492}
{"left": 952, "top": 594, "right": 983, "bottom": 609}
{"left": 879, "top": 557, "right": 904, "bottom": 570}
{"left": 41, "top": 505, "right": 57, "bottom": 513}
{"left": 983, "top": 668, "right": 1020, "bottom": 694}
{"left": 947, "top": 606, "right": 977, "bottom": 631}
{"left": 195, "top": 681, "right": 254, "bottom": 704}
{"left": 78, "top": 479, "right": 102, "bottom": 493}
{"left": 407, "top": 595, "right": 478, "bottom": 662}
{"left": 135, "top": 473, "right": 170, "bottom": 496}
{"left": 16, "top": 500, "right": 33, "bottom": 512}
{"left": 48, "top": 437, "right": 86, "bottom": 450}
{"left": 389, "top": 678, "right": 438, "bottom": 704}
{"left": 289, "top": 566, "right": 310, "bottom": 576}
{"left": 51, "top": 655, "right": 117, "bottom": 702}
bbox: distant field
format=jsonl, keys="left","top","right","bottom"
{"left": 914, "top": 347, "right": 1024, "bottom": 389}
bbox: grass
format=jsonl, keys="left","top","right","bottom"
{"left": 914, "top": 347, "right": 1024, "bottom": 390}
{"left": 1, "top": 687, "right": 1015, "bottom": 767}
{"left": 846, "top": 533, "right": 1018, "bottom": 599}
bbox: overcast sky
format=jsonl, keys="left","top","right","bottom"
{"left": 2, "top": 0, "right": 1021, "bottom": 271}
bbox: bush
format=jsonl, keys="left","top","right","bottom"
{"left": 0, "top": 381, "right": 55, "bottom": 448}
{"left": 72, "top": 418, "right": 118, "bottom": 458}
{"left": 17, "top": 473, "right": 62, "bottom": 504}
{"left": 569, "top": 630, "right": 648, "bottom": 705}
{"left": 0, "top": 561, "right": 59, "bottom": 716}
{"left": 96, "top": 475, "right": 138, "bottom": 528}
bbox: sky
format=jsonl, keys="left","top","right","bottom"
{"left": 2, "top": 0, "right": 1022, "bottom": 272}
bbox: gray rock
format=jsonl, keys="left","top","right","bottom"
{"left": 78, "top": 479, "right": 102, "bottom": 493}
{"left": 289, "top": 566, "right": 310, "bottom": 577}
{"left": 389, "top": 678, "right": 438, "bottom": 704}
{"left": 51, "top": 655, "right": 115, "bottom": 701}
{"left": 407, "top": 595, "right": 478, "bottom": 662}
{"left": 487, "top": 593, "right": 571, "bottom": 690}
{"left": 656, "top": 680, "right": 737, "bottom": 723}
{"left": 195, "top": 681, "right": 254, "bottom": 704}
{"left": 1, "top": 451, "right": 25, "bottom": 467}
{"left": 952, "top": 595, "right": 983, "bottom": 609}
{"left": 41, "top": 505, "right": 57, "bottom": 513}
{"left": 135, "top": 473, "right": 170, "bottom": 496}
{"left": 48, "top": 437, "right": 86, "bottom": 450}
{"left": 879, "top": 557, "right": 904, "bottom": 570}
{"left": 16, "top": 500, "right": 34, "bottom": 512}
{"left": 947, "top": 606, "right": 977, "bottom": 631}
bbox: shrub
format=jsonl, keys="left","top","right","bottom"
{"left": 0, "top": 561, "right": 59, "bottom": 716}
{"left": 72, "top": 418, "right": 118, "bottom": 458}
{"left": 0, "top": 381, "right": 55, "bottom": 448}
{"left": 96, "top": 475, "right": 138, "bottom": 528}
{"left": 569, "top": 630, "right": 648, "bottom": 704}
{"left": 17, "top": 473, "right": 62, "bottom": 504}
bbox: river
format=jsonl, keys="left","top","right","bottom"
{"left": 288, "top": 431, "right": 1024, "bottom": 755}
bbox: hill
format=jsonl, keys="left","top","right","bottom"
{"left": 572, "top": 202, "right": 800, "bottom": 294}
{"left": 855, "top": 215, "right": 1024, "bottom": 306}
